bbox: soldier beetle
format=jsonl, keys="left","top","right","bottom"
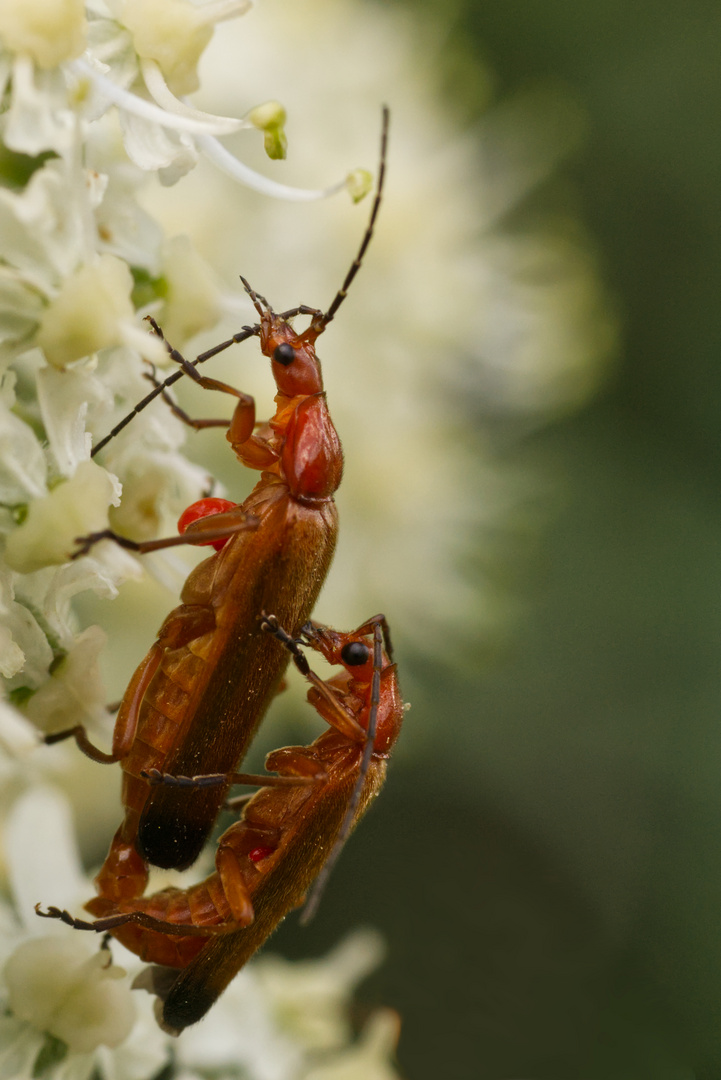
{"left": 46, "top": 109, "right": 390, "bottom": 889}
{"left": 38, "top": 612, "right": 404, "bottom": 1035}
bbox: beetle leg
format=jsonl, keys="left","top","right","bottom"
{"left": 71, "top": 512, "right": 258, "bottom": 560}
{"left": 142, "top": 366, "right": 231, "bottom": 430}
{"left": 90, "top": 321, "right": 260, "bottom": 457}
{"left": 258, "top": 613, "right": 310, "bottom": 675}
{"left": 215, "top": 843, "right": 254, "bottom": 926}
{"left": 141, "top": 767, "right": 317, "bottom": 789}
{"left": 44, "top": 644, "right": 162, "bottom": 765}
{"left": 35, "top": 904, "right": 235, "bottom": 938}
{"left": 261, "top": 746, "right": 329, "bottom": 782}
{"left": 304, "top": 673, "right": 366, "bottom": 742}
{"left": 144, "top": 348, "right": 279, "bottom": 466}
{"left": 261, "top": 614, "right": 365, "bottom": 741}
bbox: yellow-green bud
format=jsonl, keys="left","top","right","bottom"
{"left": 120, "top": 0, "right": 213, "bottom": 96}
{"left": 345, "top": 168, "right": 373, "bottom": 204}
{"left": 247, "top": 101, "right": 288, "bottom": 161}
{"left": 35, "top": 255, "right": 134, "bottom": 369}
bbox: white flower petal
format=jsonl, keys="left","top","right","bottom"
{"left": 82, "top": 17, "right": 138, "bottom": 120}
{"left": 107, "top": 453, "right": 201, "bottom": 542}
{"left": 52, "top": 1052, "right": 97, "bottom": 1080}
{"left": 300, "top": 1009, "right": 401, "bottom": 1080}
{"left": 191, "top": 0, "right": 255, "bottom": 25}
{"left": 0, "top": 0, "right": 87, "bottom": 71}
{"left": 0, "top": 568, "right": 54, "bottom": 687}
{"left": 5, "top": 460, "right": 119, "bottom": 573}
{"left": 120, "top": 0, "right": 213, "bottom": 98}
{"left": 0, "top": 700, "right": 39, "bottom": 760}
{"left": 6, "top": 785, "right": 88, "bottom": 928}
{"left": 156, "top": 233, "right": 222, "bottom": 346}
{"left": 0, "top": 157, "right": 86, "bottom": 288}
{"left": 117, "top": 106, "right": 196, "bottom": 174}
{"left": 0, "top": 631, "right": 25, "bottom": 680}
{"left": 255, "top": 930, "right": 386, "bottom": 1051}
{"left": 36, "top": 367, "right": 103, "bottom": 477}
{"left": 117, "top": 320, "right": 169, "bottom": 362}
{"left": 176, "top": 967, "right": 302, "bottom": 1080}
{"left": 0, "top": 269, "right": 45, "bottom": 355}
{"left": 3, "top": 56, "right": 75, "bottom": 158}
{"left": 0, "top": 1017, "right": 42, "bottom": 1080}
{"left": 35, "top": 253, "right": 136, "bottom": 370}
{"left": 156, "top": 135, "right": 199, "bottom": 186}
{"left": 22, "top": 625, "right": 108, "bottom": 736}
{"left": 5, "top": 938, "right": 135, "bottom": 1053}
{"left": 0, "top": 400, "right": 47, "bottom": 502}
{"left": 87, "top": 135, "right": 165, "bottom": 270}
{"left": 38, "top": 545, "right": 140, "bottom": 643}
{"left": 94, "top": 994, "right": 170, "bottom": 1080}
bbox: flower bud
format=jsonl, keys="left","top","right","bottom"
{"left": 0, "top": 0, "right": 87, "bottom": 70}
{"left": 4, "top": 460, "right": 119, "bottom": 573}
{"left": 247, "top": 101, "right": 288, "bottom": 161}
{"left": 35, "top": 255, "right": 135, "bottom": 370}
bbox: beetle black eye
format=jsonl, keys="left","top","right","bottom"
{"left": 273, "top": 343, "right": 296, "bottom": 366}
{"left": 341, "top": 641, "right": 369, "bottom": 666}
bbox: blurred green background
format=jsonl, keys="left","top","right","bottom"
{"left": 269, "top": 2, "right": 721, "bottom": 1077}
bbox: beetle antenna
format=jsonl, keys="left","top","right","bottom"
{"left": 239, "top": 276, "right": 273, "bottom": 318}
{"left": 316, "top": 105, "right": 389, "bottom": 330}
{"left": 300, "top": 622, "right": 383, "bottom": 924}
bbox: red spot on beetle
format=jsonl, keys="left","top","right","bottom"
{"left": 177, "top": 498, "right": 237, "bottom": 551}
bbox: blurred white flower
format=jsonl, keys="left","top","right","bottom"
{"left": 173, "top": 967, "right": 303, "bottom": 1080}
{"left": 170, "top": 930, "right": 390, "bottom": 1079}
{"left": 252, "top": 929, "right": 386, "bottom": 1052}
{"left": 0, "top": 785, "right": 169, "bottom": 1079}
{"left": 300, "top": 1010, "right": 402, "bottom": 1080}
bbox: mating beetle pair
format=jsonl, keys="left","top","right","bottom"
{"left": 39, "top": 110, "right": 405, "bottom": 1035}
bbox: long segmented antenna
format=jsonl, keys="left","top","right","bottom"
{"left": 300, "top": 621, "right": 384, "bottom": 924}
{"left": 90, "top": 322, "right": 260, "bottom": 457}
{"left": 317, "top": 104, "right": 389, "bottom": 329}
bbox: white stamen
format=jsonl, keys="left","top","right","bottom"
{"left": 196, "top": 133, "right": 348, "bottom": 201}
{"left": 70, "top": 57, "right": 244, "bottom": 136}
{"left": 140, "top": 57, "right": 252, "bottom": 130}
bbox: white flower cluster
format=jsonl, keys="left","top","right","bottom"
{"left": 0, "top": 2, "right": 401, "bottom": 1077}
{"left": 0, "top": 0, "right": 258, "bottom": 737}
